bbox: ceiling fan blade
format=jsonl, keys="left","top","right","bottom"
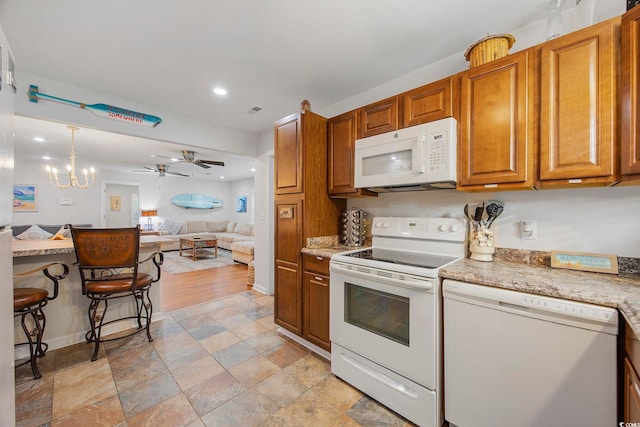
{"left": 152, "top": 154, "right": 179, "bottom": 160}
{"left": 144, "top": 166, "right": 157, "bottom": 172}
{"left": 193, "top": 160, "right": 211, "bottom": 169}
{"left": 198, "top": 159, "right": 225, "bottom": 167}
{"left": 166, "top": 171, "right": 190, "bottom": 177}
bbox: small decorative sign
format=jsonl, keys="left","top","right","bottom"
{"left": 550, "top": 250, "right": 619, "bottom": 274}
{"left": 27, "top": 85, "right": 162, "bottom": 127}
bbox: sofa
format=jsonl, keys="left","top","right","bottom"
{"left": 158, "top": 220, "right": 254, "bottom": 263}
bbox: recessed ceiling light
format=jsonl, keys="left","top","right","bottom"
{"left": 42, "top": 156, "right": 51, "bottom": 160}
{"left": 220, "top": 176, "right": 225, "bottom": 179}
{"left": 251, "top": 168, "right": 256, "bottom": 172}
{"left": 33, "top": 137, "right": 45, "bottom": 142}
{"left": 213, "top": 87, "right": 227, "bottom": 96}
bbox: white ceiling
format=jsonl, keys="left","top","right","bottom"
{"left": 0, "top": 0, "right": 571, "bottom": 180}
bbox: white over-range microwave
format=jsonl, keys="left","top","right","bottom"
{"left": 354, "top": 117, "right": 457, "bottom": 192}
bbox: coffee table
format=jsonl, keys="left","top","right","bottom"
{"left": 179, "top": 237, "right": 218, "bottom": 261}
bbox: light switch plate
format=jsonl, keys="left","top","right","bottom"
{"left": 59, "top": 198, "right": 73, "bottom": 206}
{"left": 520, "top": 220, "right": 537, "bottom": 239}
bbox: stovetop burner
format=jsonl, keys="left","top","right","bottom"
{"left": 343, "top": 248, "right": 459, "bottom": 270}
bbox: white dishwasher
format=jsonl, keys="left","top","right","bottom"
{"left": 443, "top": 279, "right": 618, "bottom": 427}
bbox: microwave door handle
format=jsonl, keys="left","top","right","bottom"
{"left": 414, "top": 135, "right": 426, "bottom": 174}
{"left": 331, "top": 263, "right": 433, "bottom": 291}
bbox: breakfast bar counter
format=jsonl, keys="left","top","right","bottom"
{"left": 12, "top": 235, "right": 172, "bottom": 356}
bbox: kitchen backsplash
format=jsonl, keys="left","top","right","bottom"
{"left": 347, "top": 185, "right": 640, "bottom": 259}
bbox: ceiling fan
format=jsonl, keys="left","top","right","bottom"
{"left": 153, "top": 149, "right": 225, "bottom": 169}
{"left": 141, "top": 164, "right": 190, "bottom": 177}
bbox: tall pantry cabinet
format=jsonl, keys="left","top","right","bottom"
{"left": 274, "top": 111, "right": 345, "bottom": 342}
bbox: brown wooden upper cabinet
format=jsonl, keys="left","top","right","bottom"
{"left": 402, "top": 77, "right": 454, "bottom": 127}
{"left": 358, "top": 96, "right": 400, "bottom": 139}
{"left": 538, "top": 17, "right": 620, "bottom": 187}
{"left": 621, "top": 6, "right": 640, "bottom": 178}
{"left": 274, "top": 113, "right": 303, "bottom": 194}
{"left": 458, "top": 49, "right": 535, "bottom": 190}
{"left": 328, "top": 110, "right": 377, "bottom": 198}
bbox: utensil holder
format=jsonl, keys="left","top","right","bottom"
{"left": 341, "top": 208, "right": 367, "bottom": 247}
{"left": 469, "top": 223, "right": 495, "bottom": 262}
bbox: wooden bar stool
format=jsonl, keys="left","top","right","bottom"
{"left": 69, "top": 225, "right": 163, "bottom": 361}
{"left": 13, "top": 262, "right": 69, "bottom": 379}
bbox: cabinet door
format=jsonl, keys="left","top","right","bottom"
{"left": 275, "top": 200, "right": 302, "bottom": 265}
{"left": 622, "top": 7, "right": 640, "bottom": 177}
{"left": 625, "top": 358, "right": 640, "bottom": 422}
{"left": 274, "top": 199, "right": 303, "bottom": 334}
{"left": 458, "top": 49, "right": 534, "bottom": 190}
{"left": 402, "top": 77, "right": 453, "bottom": 127}
{"left": 275, "top": 261, "right": 302, "bottom": 334}
{"left": 303, "top": 271, "right": 330, "bottom": 351}
{"left": 328, "top": 110, "right": 377, "bottom": 198}
{"left": 539, "top": 18, "right": 619, "bottom": 186}
{"left": 358, "top": 96, "right": 400, "bottom": 139}
{"left": 274, "top": 113, "right": 303, "bottom": 194}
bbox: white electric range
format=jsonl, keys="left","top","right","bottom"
{"left": 330, "top": 216, "right": 466, "bottom": 427}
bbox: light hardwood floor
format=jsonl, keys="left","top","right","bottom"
{"left": 159, "top": 262, "right": 250, "bottom": 312}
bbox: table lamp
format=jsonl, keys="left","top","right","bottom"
{"left": 141, "top": 210, "right": 157, "bottom": 231}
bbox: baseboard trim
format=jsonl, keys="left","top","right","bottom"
{"left": 276, "top": 327, "right": 331, "bottom": 361}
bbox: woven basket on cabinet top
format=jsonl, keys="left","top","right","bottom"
{"left": 464, "top": 34, "right": 516, "bottom": 68}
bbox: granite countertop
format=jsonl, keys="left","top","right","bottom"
{"left": 12, "top": 235, "right": 172, "bottom": 257}
{"left": 301, "top": 235, "right": 367, "bottom": 258}
{"left": 440, "top": 258, "right": 640, "bottom": 336}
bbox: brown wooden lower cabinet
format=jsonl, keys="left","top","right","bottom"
{"left": 274, "top": 260, "right": 302, "bottom": 335}
{"left": 625, "top": 357, "right": 640, "bottom": 422}
{"left": 302, "top": 254, "right": 331, "bottom": 352}
{"left": 625, "top": 322, "right": 640, "bottom": 422}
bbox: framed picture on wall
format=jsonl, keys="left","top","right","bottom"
{"left": 13, "top": 184, "right": 37, "bottom": 212}
{"left": 110, "top": 195, "right": 121, "bottom": 211}
{"left": 236, "top": 196, "right": 247, "bottom": 213}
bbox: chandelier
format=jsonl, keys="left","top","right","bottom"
{"left": 45, "top": 126, "right": 96, "bottom": 188}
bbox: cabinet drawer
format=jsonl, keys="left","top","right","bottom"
{"left": 302, "top": 253, "right": 330, "bottom": 275}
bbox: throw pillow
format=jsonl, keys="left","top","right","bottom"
{"left": 235, "top": 223, "right": 253, "bottom": 236}
{"left": 159, "top": 220, "right": 182, "bottom": 235}
{"left": 16, "top": 225, "right": 54, "bottom": 240}
{"left": 226, "top": 221, "right": 237, "bottom": 233}
{"left": 186, "top": 221, "right": 207, "bottom": 233}
{"left": 205, "top": 221, "right": 228, "bottom": 232}
{"left": 49, "top": 225, "right": 71, "bottom": 240}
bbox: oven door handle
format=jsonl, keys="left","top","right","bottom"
{"left": 338, "top": 352, "right": 419, "bottom": 398}
{"left": 331, "top": 263, "right": 433, "bottom": 291}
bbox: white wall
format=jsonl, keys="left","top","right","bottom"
{"left": 0, "top": 21, "right": 16, "bottom": 427}
{"left": 12, "top": 160, "right": 250, "bottom": 228}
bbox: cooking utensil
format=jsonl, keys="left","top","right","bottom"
{"left": 474, "top": 202, "right": 485, "bottom": 223}
{"left": 464, "top": 204, "right": 474, "bottom": 222}
{"left": 485, "top": 200, "right": 504, "bottom": 228}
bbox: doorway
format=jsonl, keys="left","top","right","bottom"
{"left": 103, "top": 183, "right": 140, "bottom": 228}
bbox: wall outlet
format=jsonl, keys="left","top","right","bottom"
{"left": 520, "top": 220, "right": 537, "bottom": 239}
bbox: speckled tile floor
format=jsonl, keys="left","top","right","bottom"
{"left": 15, "top": 290, "right": 415, "bottom": 426}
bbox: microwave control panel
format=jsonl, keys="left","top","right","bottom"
{"left": 426, "top": 130, "right": 448, "bottom": 173}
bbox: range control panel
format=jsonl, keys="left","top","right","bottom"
{"left": 372, "top": 217, "right": 466, "bottom": 242}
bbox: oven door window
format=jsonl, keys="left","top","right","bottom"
{"left": 344, "top": 283, "right": 409, "bottom": 346}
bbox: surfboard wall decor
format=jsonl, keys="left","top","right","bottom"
{"left": 170, "top": 194, "right": 222, "bottom": 209}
